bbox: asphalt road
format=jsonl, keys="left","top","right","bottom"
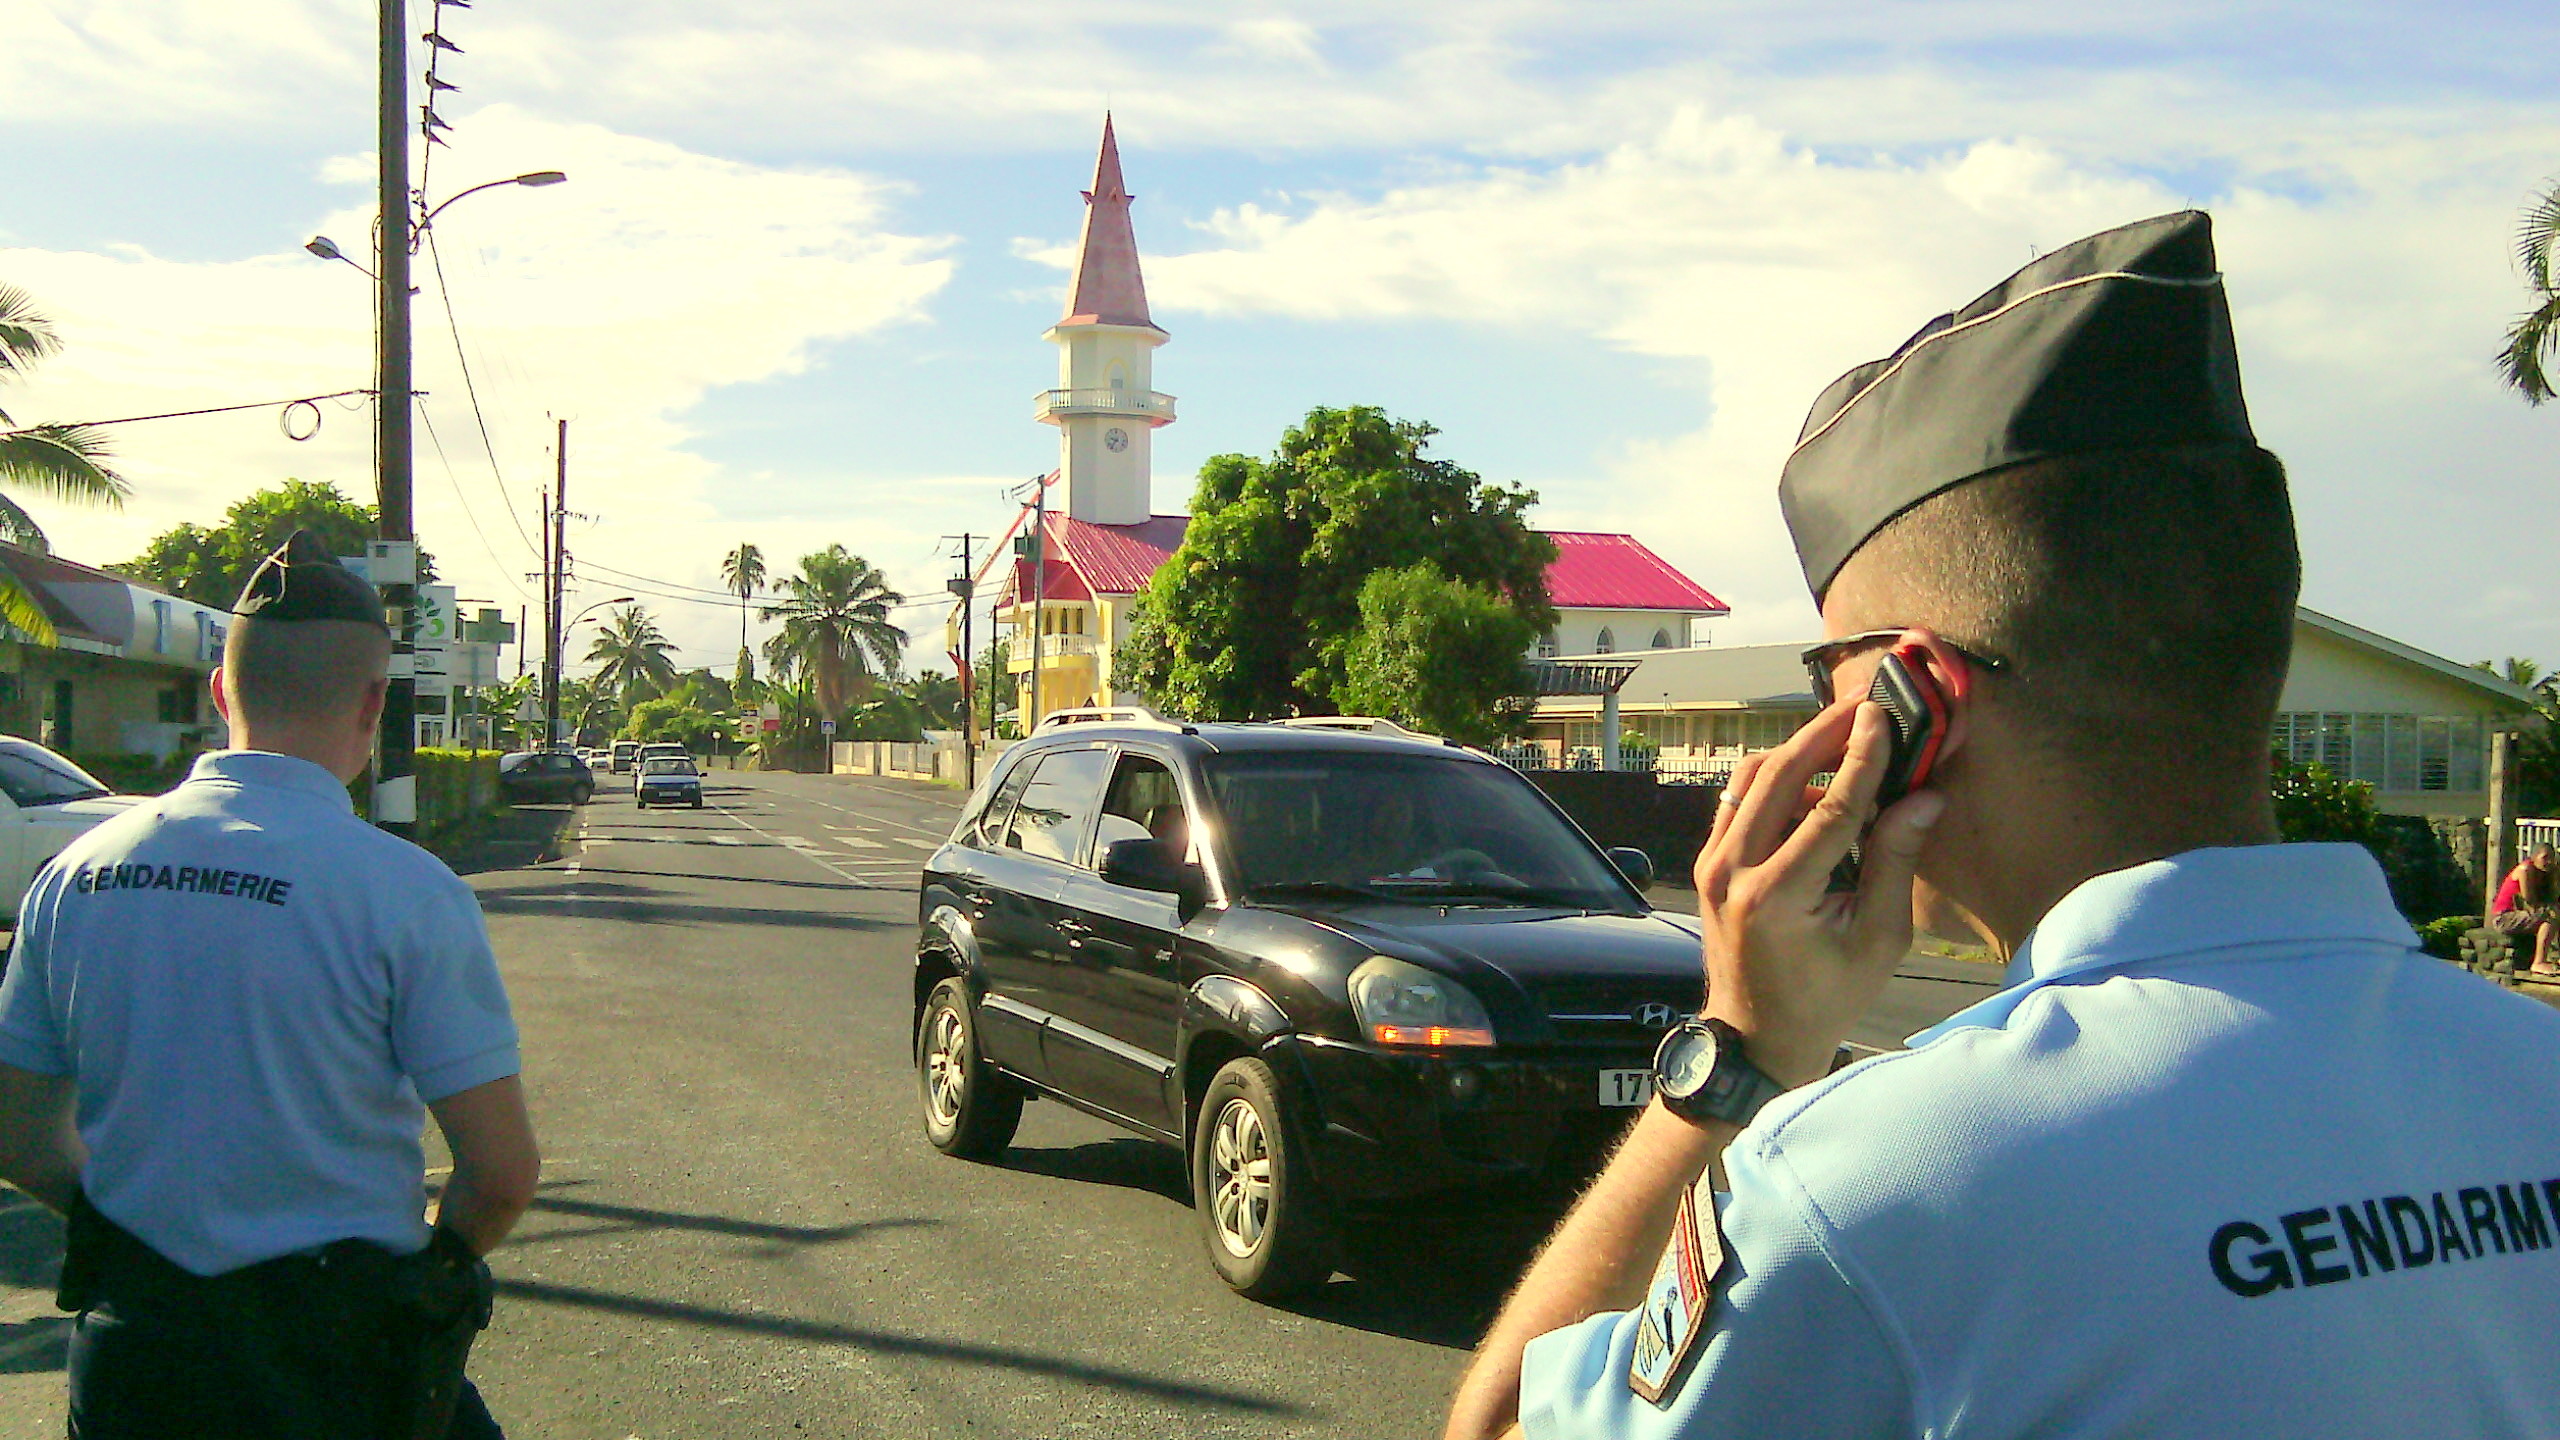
{"left": 0, "top": 770, "right": 1994, "bottom": 1438}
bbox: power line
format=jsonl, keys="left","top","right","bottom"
{"left": 422, "top": 225, "right": 539, "bottom": 558}
{"left": 416, "top": 400, "right": 530, "bottom": 602}
{"left": 0, "top": 388, "right": 374, "bottom": 437}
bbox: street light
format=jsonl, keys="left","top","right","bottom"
{"left": 304, "top": 235, "right": 377, "bottom": 280}
{"left": 544, "top": 595, "right": 635, "bottom": 746}
{"left": 419, "top": 171, "right": 569, "bottom": 234}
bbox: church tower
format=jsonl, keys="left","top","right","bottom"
{"left": 1036, "top": 115, "right": 1172, "bottom": 526}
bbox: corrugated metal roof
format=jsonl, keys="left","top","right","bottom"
{"left": 1005, "top": 516, "right": 1726, "bottom": 619}
{"left": 1541, "top": 532, "right": 1728, "bottom": 614}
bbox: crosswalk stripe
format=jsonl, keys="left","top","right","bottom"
{"left": 895, "top": 837, "right": 940, "bottom": 851}
{"left": 837, "top": 837, "right": 884, "bottom": 849}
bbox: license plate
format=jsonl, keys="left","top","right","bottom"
{"left": 1599, "top": 1069, "right": 1654, "bottom": 1107}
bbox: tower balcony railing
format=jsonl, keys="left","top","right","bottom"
{"left": 1006, "top": 634, "right": 1102, "bottom": 670}
{"left": 1033, "top": 388, "right": 1176, "bottom": 424}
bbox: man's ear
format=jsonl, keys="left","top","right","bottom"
{"left": 209, "top": 667, "right": 234, "bottom": 724}
{"left": 353, "top": 677, "right": 389, "bottom": 736}
{"left": 1897, "top": 628, "right": 1982, "bottom": 764}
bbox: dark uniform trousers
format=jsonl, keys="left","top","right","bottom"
{"left": 61, "top": 1201, "right": 502, "bottom": 1440}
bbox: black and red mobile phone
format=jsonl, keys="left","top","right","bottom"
{"left": 1830, "top": 645, "right": 1947, "bottom": 889}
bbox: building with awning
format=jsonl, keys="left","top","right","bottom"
{"left": 0, "top": 545, "right": 230, "bottom": 761}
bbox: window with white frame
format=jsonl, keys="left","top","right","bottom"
{"left": 1594, "top": 627, "right": 1615, "bottom": 655}
{"left": 2270, "top": 712, "right": 2484, "bottom": 793}
{"left": 1536, "top": 630, "right": 1558, "bottom": 659}
{"left": 1651, "top": 628, "right": 1673, "bottom": 650}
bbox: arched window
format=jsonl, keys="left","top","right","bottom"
{"left": 1651, "top": 628, "right": 1673, "bottom": 651}
{"left": 1106, "top": 362, "right": 1127, "bottom": 393}
{"left": 1595, "top": 627, "right": 1616, "bottom": 655}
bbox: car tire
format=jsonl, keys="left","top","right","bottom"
{"left": 572, "top": 784, "right": 593, "bottom": 805}
{"left": 690, "top": 797, "right": 704, "bottom": 809}
{"left": 1193, "top": 1057, "right": 1336, "bottom": 1300}
{"left": 918, "top": 977, "right": 1022, "bottom": 1160}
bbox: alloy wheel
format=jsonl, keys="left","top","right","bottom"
{"left": 923, "top": 1007, "right": 968, "bottom": 1128}
{"left": 1208, "top": 1097, "right": 1274, "bottom": 1257}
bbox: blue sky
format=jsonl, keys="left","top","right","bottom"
{"left": 3, "top": 1, "right": 2557, "bottom": 674}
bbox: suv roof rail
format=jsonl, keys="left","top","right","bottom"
{"left": 1034, "top": 704, "right": 1189, "bottom": 734}
{"left": 1275, "top": 715, "right": 1437, "bottom": 740}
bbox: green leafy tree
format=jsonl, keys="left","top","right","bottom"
{"left": 975, "top": 640, "right": 1010, "bottom": 734}
{"left": 1116, "top": 406, "right": 1556, "bottom": 720}
{"left": 585, "top": 604, "right": 679, "bottom": 708}
{"left": 720, "top": 541, "right": 766, "bottom": 658}
{"left": 748, "top": 671, "right": 826, "bottom": 771}
{"left": 905, "top": 668, "right": 961, "bottom": 729}
{"left": 0, "top": 284, "right": 132, "bottom": 640}
{"left": 121, "top": 479, "right": 433, "bottom": 607}
{"left": 2500, "top": 175, "right": 2560, "bottom": 404}
{"left": 760, "top": 545, "right": 905, "bottom": 721}
{"left": 622, "top": 696, "right": 727, "bottom": 750}
{"left": 733, "top": 646, "right": 759, "bottom": 701}
{"left": 1333, "top": 564, "right": 1540, "bottom": 746}
{"left": 2270, "top": 752, "right": 2383, "bottom": 848}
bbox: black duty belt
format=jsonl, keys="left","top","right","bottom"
{"left": 60, "top": 1192, "right": 495, "bottom": 1440}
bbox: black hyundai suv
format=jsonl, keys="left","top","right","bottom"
{"left": 912, "top": 712, "right": 1706, "bottom": 1299}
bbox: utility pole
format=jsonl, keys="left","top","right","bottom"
{"left": 543, "top": 419, "right": 567, "bottom": 747}
{"left": 944, "top": 534, "right": 980, "bottom": 788}
{"left": 1027, "top": 480, "right": 1047, "bottom": 733}
{"left": 372, "top": 0, "right": 419, "bottom": 835}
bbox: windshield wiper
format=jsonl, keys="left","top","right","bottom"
{"left": 1376, "top": 879, "right": 1607, "bottom": 909}
{"left": 1244, "top": 880, "right": 1409, "bottom": 904}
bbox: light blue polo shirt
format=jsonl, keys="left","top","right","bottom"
{"left": 0, "top": 752, "right": 520, "bottom": 1276}
{"left": 1522, "top": 843, "right": 2560, "bottom": 1439}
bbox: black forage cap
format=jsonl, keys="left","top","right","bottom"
{"left": 1779, "top": 210, "right": 2256, "bottom": 601}
{"left": 231, "top": 529, "right": 387, "bottom": 629}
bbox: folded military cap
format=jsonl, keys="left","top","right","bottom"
{"left": 232, "top": 530, "right": 387, "bottom": 629}
{"left": 1779, "top": 209, "right": 2256, "bottom": 601}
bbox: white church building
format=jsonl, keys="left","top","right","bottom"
{"left": 982, "top": 118, "right": 1728, "bottom": 727}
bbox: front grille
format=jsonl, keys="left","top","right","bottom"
{"left": 1534, "top": 977, "right": 1700, "bottom": 1046}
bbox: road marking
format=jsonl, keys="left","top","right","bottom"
{"left": 773, "top": 835, "right": 816, "bottom": 847}
{"left": 709, "top": 837, "right": 743, "bottom": 846}
{"left": 708, "top": 800, "right": 886, "bottom": 889}
{"left": 836, "top": 836, "right": 884, "bottom": 849}
{"left": 895, "top": 837, "right": 940, "bottom": 851}
{"left": 741, "top": 785, "right": 955, "bottom": 839}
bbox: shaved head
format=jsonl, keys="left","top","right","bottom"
{"left": 222, "top": 616, "right": 393, "bottom": 730}
{"left": 1828, "top": 443, "right": 2299, "bottom": 791}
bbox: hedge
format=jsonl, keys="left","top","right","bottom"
{"left": 348, "top": 747, "right": 505, "bottom": 842}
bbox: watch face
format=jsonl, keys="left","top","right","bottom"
{"left": 1655, "top": 1023, "right": 1722, "bottom": 1099}
{"left": 1104, "top": 426, "right": 1129, "bottom": 453}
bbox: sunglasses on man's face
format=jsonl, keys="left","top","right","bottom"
{"left": 1800, "top": 629, "right": 2008, "bottom": 709}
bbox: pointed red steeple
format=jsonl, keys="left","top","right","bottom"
{"left": 1060, "top": 114, "right": 1161, "bottom": 332}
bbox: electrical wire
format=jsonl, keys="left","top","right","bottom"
{"left": 417, "top": 400, "right": 531, "bottom": 602}
{"left": 0, "top": 388, "right": 374, "bottom": 436}
{"left": 422, "top": 225, "right": 539, "bottom": 558}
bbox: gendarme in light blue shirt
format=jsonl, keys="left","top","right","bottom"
{"left": 0, "top": 752, "right": 520, "bottom": 1276}
{"left": 1523, "top": 843, "right": 2560, "bottom": 1440}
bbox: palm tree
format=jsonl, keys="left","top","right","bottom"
{"left": 2500, "top": 177, "right": 2560, "bottom": 404}
{"left": 585, "top": 604, "right": 680, "bottom": 708}
{"left": 720, "top": 542, "right": 766, "bottom": 657}
{"left": 760, "top": 545, "right": 906, "bottom": 720}
{"left": 0, "top": 284, "right": 131, "bottom": 642}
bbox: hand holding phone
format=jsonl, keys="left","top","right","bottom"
{"left": 1692, "top": 702, "right": 1945, "bottom": 1087}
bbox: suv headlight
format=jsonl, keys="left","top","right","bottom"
{"left": 1348, "top": 956, "right": 1495, "bottom": 1048}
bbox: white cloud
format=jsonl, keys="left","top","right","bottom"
{"left": 1, "top": 105, "right": 954, "bottom": 671}
{"left": 1134, "top": 106, "right": 2560, "bottom": 660}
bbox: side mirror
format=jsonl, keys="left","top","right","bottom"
{"left": 1099, "top": 837, "right": 1206, "bottom": 901}
{"left": 1605, "top": 846, "right": 1656, "bottom": 890}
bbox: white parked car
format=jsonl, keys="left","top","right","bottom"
{"left": 0, "top": 739, "right": 144, "bottom": 922}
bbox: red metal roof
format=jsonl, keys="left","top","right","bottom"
{"left": 1003, "top": 516, "right": 1724, "bottom": 616}
{"left": 1540, "top": 532, "right": 1728, "bottom": 614}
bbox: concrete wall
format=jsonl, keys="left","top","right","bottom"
{"left": 0, "top": 646, "right": 220, "bottom": 759}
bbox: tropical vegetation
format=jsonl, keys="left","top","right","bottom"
{"left": 0, "top": 284, "right": 132, "bottom": 640}
{"left": 720, "top": 541, "right": 766, "bottom": 687}
{"left": 122, "top": 479, "right": 433, "bottom": 607}
{"left": 1115, "top": 405, "right": 1554, "bottom": 734}
{"left": 759, "top": 545, "right": 906, "bottom": 720}
{"left": 2499, "top": 175, "right": 2560, "bottom": 405}
{"left": 585, "top": 604, "right": 680, "bottom": 707}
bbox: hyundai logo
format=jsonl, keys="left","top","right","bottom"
{"left": 1635, "top": 1002, "right": 1680, "bottom": 1030}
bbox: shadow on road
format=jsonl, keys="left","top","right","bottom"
{"left": 998, "top": 1136, "right": 1189, "bottom": 1205}
{"left": 561, "top": 865, "right": 874, "bottom": 895}
{"left": 476, "top": 889, "right": 891, "bottom": 932}
{"left": 0, "top": 1192, "right": 65, "bottom": 1375}
{"left": 493, "top": 1276, "right": 1308, "bottom": 1416}
{"left": 991, "top": 1136, "right": 1554, "bottom": 1352}
{"left": 512, "top": 1192, "right": 934, "bottom": 1259}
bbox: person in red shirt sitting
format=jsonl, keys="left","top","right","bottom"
{"left": 2489, "top": 841, "right": 2559, "bottom": 976}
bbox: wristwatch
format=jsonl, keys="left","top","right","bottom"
{"left": 1650, "top": 1016, "right": 1788, "bottom": 1128}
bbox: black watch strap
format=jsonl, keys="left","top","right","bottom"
{"left": 1655, "top": 1018, "right": 1789, "bottom": 1128}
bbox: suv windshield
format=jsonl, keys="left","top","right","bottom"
{"left": 1202, "top": 751, "right": 1633, "bottom": 909}
{"left": 0, "top": 748, "right": 111, "bottom": 807}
